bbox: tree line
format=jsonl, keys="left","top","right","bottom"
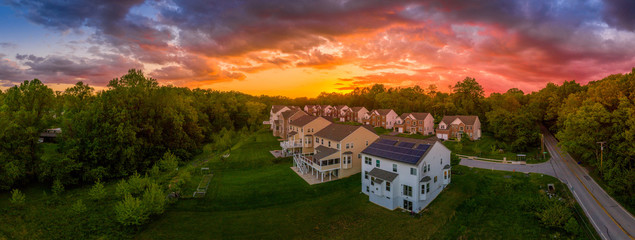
{"left": 0, "top": 69, "right": 269, "bottom": 190}
{"left": 1, "top": 68, "right": 633, "bottom": 211}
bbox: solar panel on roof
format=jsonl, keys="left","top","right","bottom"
{"left": 415, "top": 144, "right": 430, "bottom": 150}
{"left": 362, "top": 141, "right": 432, "bottom": 164}
{"left": 397, "top": 142, "right": 415, "bottom": 148}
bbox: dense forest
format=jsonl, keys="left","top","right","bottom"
{"left": 1, "top": 68, "right": 633, "bottom": 211}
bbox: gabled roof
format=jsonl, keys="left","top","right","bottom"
{"left": 335, "top": 105, "right": 348, "bottom": 109}
{"left": 373, "top": 109, "right": 395, "bottom": 116}
{"left": 351, "top": 107, "right": 367, "bottom": 113}
{"left": 271, "top": 105, "right": 288, "bottom": 113}
{"left": 314, "top": 145, "right": 339, "bottom": 160}
{"left": 443, "top": 164, "right": 451, "bottom": 169}
{"left": 440, "top": 115, "right": 479, "bottom": 125}
{"left": 281, "top": 109, "right": 306, "bottom": 119}
{"left": 315, "top": 123, "right": 360, "bottom": 141}
{"left": 290, "top": 115, "right": 326, "bottom": 127}
{"left": 419, "top": 176, "right": 431, "bottom": 182}
{"left": 410, "top": 113, "right": 431, "bottom": 120}
{"left": 315, "top": 123, "right": 376, "bottom": 141}
{"left": 400, "top": 112, "right": 431, "bottom": 121}
{"left": 362, "top": 136, "right": 437, "bottom": 165}
{"left": 368, "top": 168, "right": 399, "bottom": 182}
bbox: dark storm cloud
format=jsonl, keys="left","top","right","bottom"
{"left": 158, "top": 0, "right": 413, "bottom": 56}
{"left": 9, "top": 53, "right": 143, "bottom": 85}
{"left": 602, "top": 0, "right": 635, "bottom": 31}
{"left": 5, "top": 0, "right": 635, "bottom": 91}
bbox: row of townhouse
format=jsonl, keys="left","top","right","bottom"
{"left": 271, "top": 105, "right": 452, "bottom": 213}
{"left": 276, "top": 105, "right": 481, "bottom": 140}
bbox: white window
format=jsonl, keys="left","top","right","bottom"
{"left": 434, "top": 176, "right": 437, "bottom": 183}
{"left": 410, "top": 168, "right": 417, "bottom": 175}
{"left": 386, "top": 182, "right": 391, "bottom": 191}
{"left": 423, "top": 162, "right": 427, "bottom": 173}
{"left": 393, "top": 164, "right": 397, "bottom": 172}
{"left": 421, "top": 184, "right": 426, "bottom": 194}
{"left": 345, "top": 143, "right": 349, "bottom": 149}
{"left": 376, "top": 160, "right": 380, "bottom": 167}
{"left": 364, "top": 171, "right": 369, "bottom": 179}
{"left": 337, "top": 143, "right": 340, "bottom": 149}
{"left": 328, "top": 141, "right": 331, "bottom": 147}
{"left": 402, "top": 185, "right": 412, "bottom": 197}
{"left": 365, "top": 157, "right": 372, "bottom": 165}
{"left": 350, "top": 142, "right": 354, "bottom": 148}
{"left": 366, "top": 140, "right": 369, "bottom": 146}
{"left": 427, "top": 183, "right": 430, "bottom": 193}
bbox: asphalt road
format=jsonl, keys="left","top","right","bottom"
{"left": 460, "top": 127, "right": 635, "bottom": 240}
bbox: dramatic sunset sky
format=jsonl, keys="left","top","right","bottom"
{"left": 1, "top": 0, "right": 635, "bottom": 97}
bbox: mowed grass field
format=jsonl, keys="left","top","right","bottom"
{"left": 137, "top": 129, "right": 596, "bottom": 239}
{"left": 442, "top": 133, "right": 550, "bottom": 164}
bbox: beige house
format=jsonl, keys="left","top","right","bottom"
{"left": 270, "top": 105, "right": 294, "bottom": 137}
{"left": 394, "top": 113, "right": 435, "bottom": 135}
{"left": 281, "top": 115, "right": 331, "bottom": 155}
{"left": 279, "top": 109, "right": 308, "bottom": 139}
{"left": 436, "top": 115, "right": 481, "bottom": 140}
{"left": 293, "top": 123, "right": 379, "bottom": 182}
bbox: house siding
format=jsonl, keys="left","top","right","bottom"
{"left": 361, "top": 141, "right": 451, "bottom": 212}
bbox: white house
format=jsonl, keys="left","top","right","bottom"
{"left": 361, "top": 136, "right": 452, "bottom": 212}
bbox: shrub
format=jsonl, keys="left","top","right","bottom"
{"left": 89, "top": 179, "right": 107, "bottom": 201}
{"left": 10, "top": 189, "right": 26, "bottom": 206}
{"left": 52, "top": 179, "right": 64, "bottom": 196}
{"left": 149, "top": 165, "right": 160, "bottom": 177}
{"left": 539, "top": 202, "right": 572, "bottom": 228}
{"left": 114, "top": 194, "right": 148, "bottom": 226}
{"left": 127, "top": 172, "right": 151, "bottom": 196}
{"left": 115, "top": 179, "right": 130, "bottom": 198}
{"left": 158, "top": 151, "right": 179, "bottom": 172}
{"left": 71, "top": 200, "right": 87, "bottom": 214}
{"left": 142, "top": 183, "right": 166, "bottom": 215}
{"left": 564, "top": 217, "right": 580, "bottom": 235}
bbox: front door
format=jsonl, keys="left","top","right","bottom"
{"left": 403, "top": 199, "right": 413, "bottom": 211}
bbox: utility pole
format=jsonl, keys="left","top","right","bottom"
{"left": 597, "top": 141, "right": 606, "bottom": 174}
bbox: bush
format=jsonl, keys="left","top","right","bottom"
{"left": 539, "top": 202, "right": 572, "bottom": 228}
{"left": 142, "top": 183, "right": 166, "bottom": 215}
{"left": 450, "top": 153, "right": 460, "bottom": 166}
{"left": 71, "top": 200, "right": 87, "bottom": 214}
{"left": 115, "top": 179, "right": 130, "bottom": 198}
{"left": 158, "top": 151, "right": 179, "bottom": 172}
{"left": 127, "top": 172, "right": 151, "bottom": 196}
{"left": 52, "top": 179, "right": 64, "bottom": 196}
{"left": 564, "top": 217, "right": 580, "bottom": 235}
{"left": 10, "top": 189, "right": 26, "bottom": 206}
{"left": 89, "top": 179, "right": 107, "bottom": 201}
{"left": 114, "top": 194, "right": 148, "bottom": 226}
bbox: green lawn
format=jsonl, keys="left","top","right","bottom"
{"left": 0, "top": 129, "right": 594, "bottom": 239}
{"left": 443, "top": 133, "right": 550, "bottom": 163}
{"left": 137, "top": 130, "right": 596, "bottom": 240}
{"left": 373, "top": 127, "right": 392, "bottom": 135}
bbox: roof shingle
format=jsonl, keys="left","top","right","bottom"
{"left": 368, "top": 168, "right": 399, "bottom": 182}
